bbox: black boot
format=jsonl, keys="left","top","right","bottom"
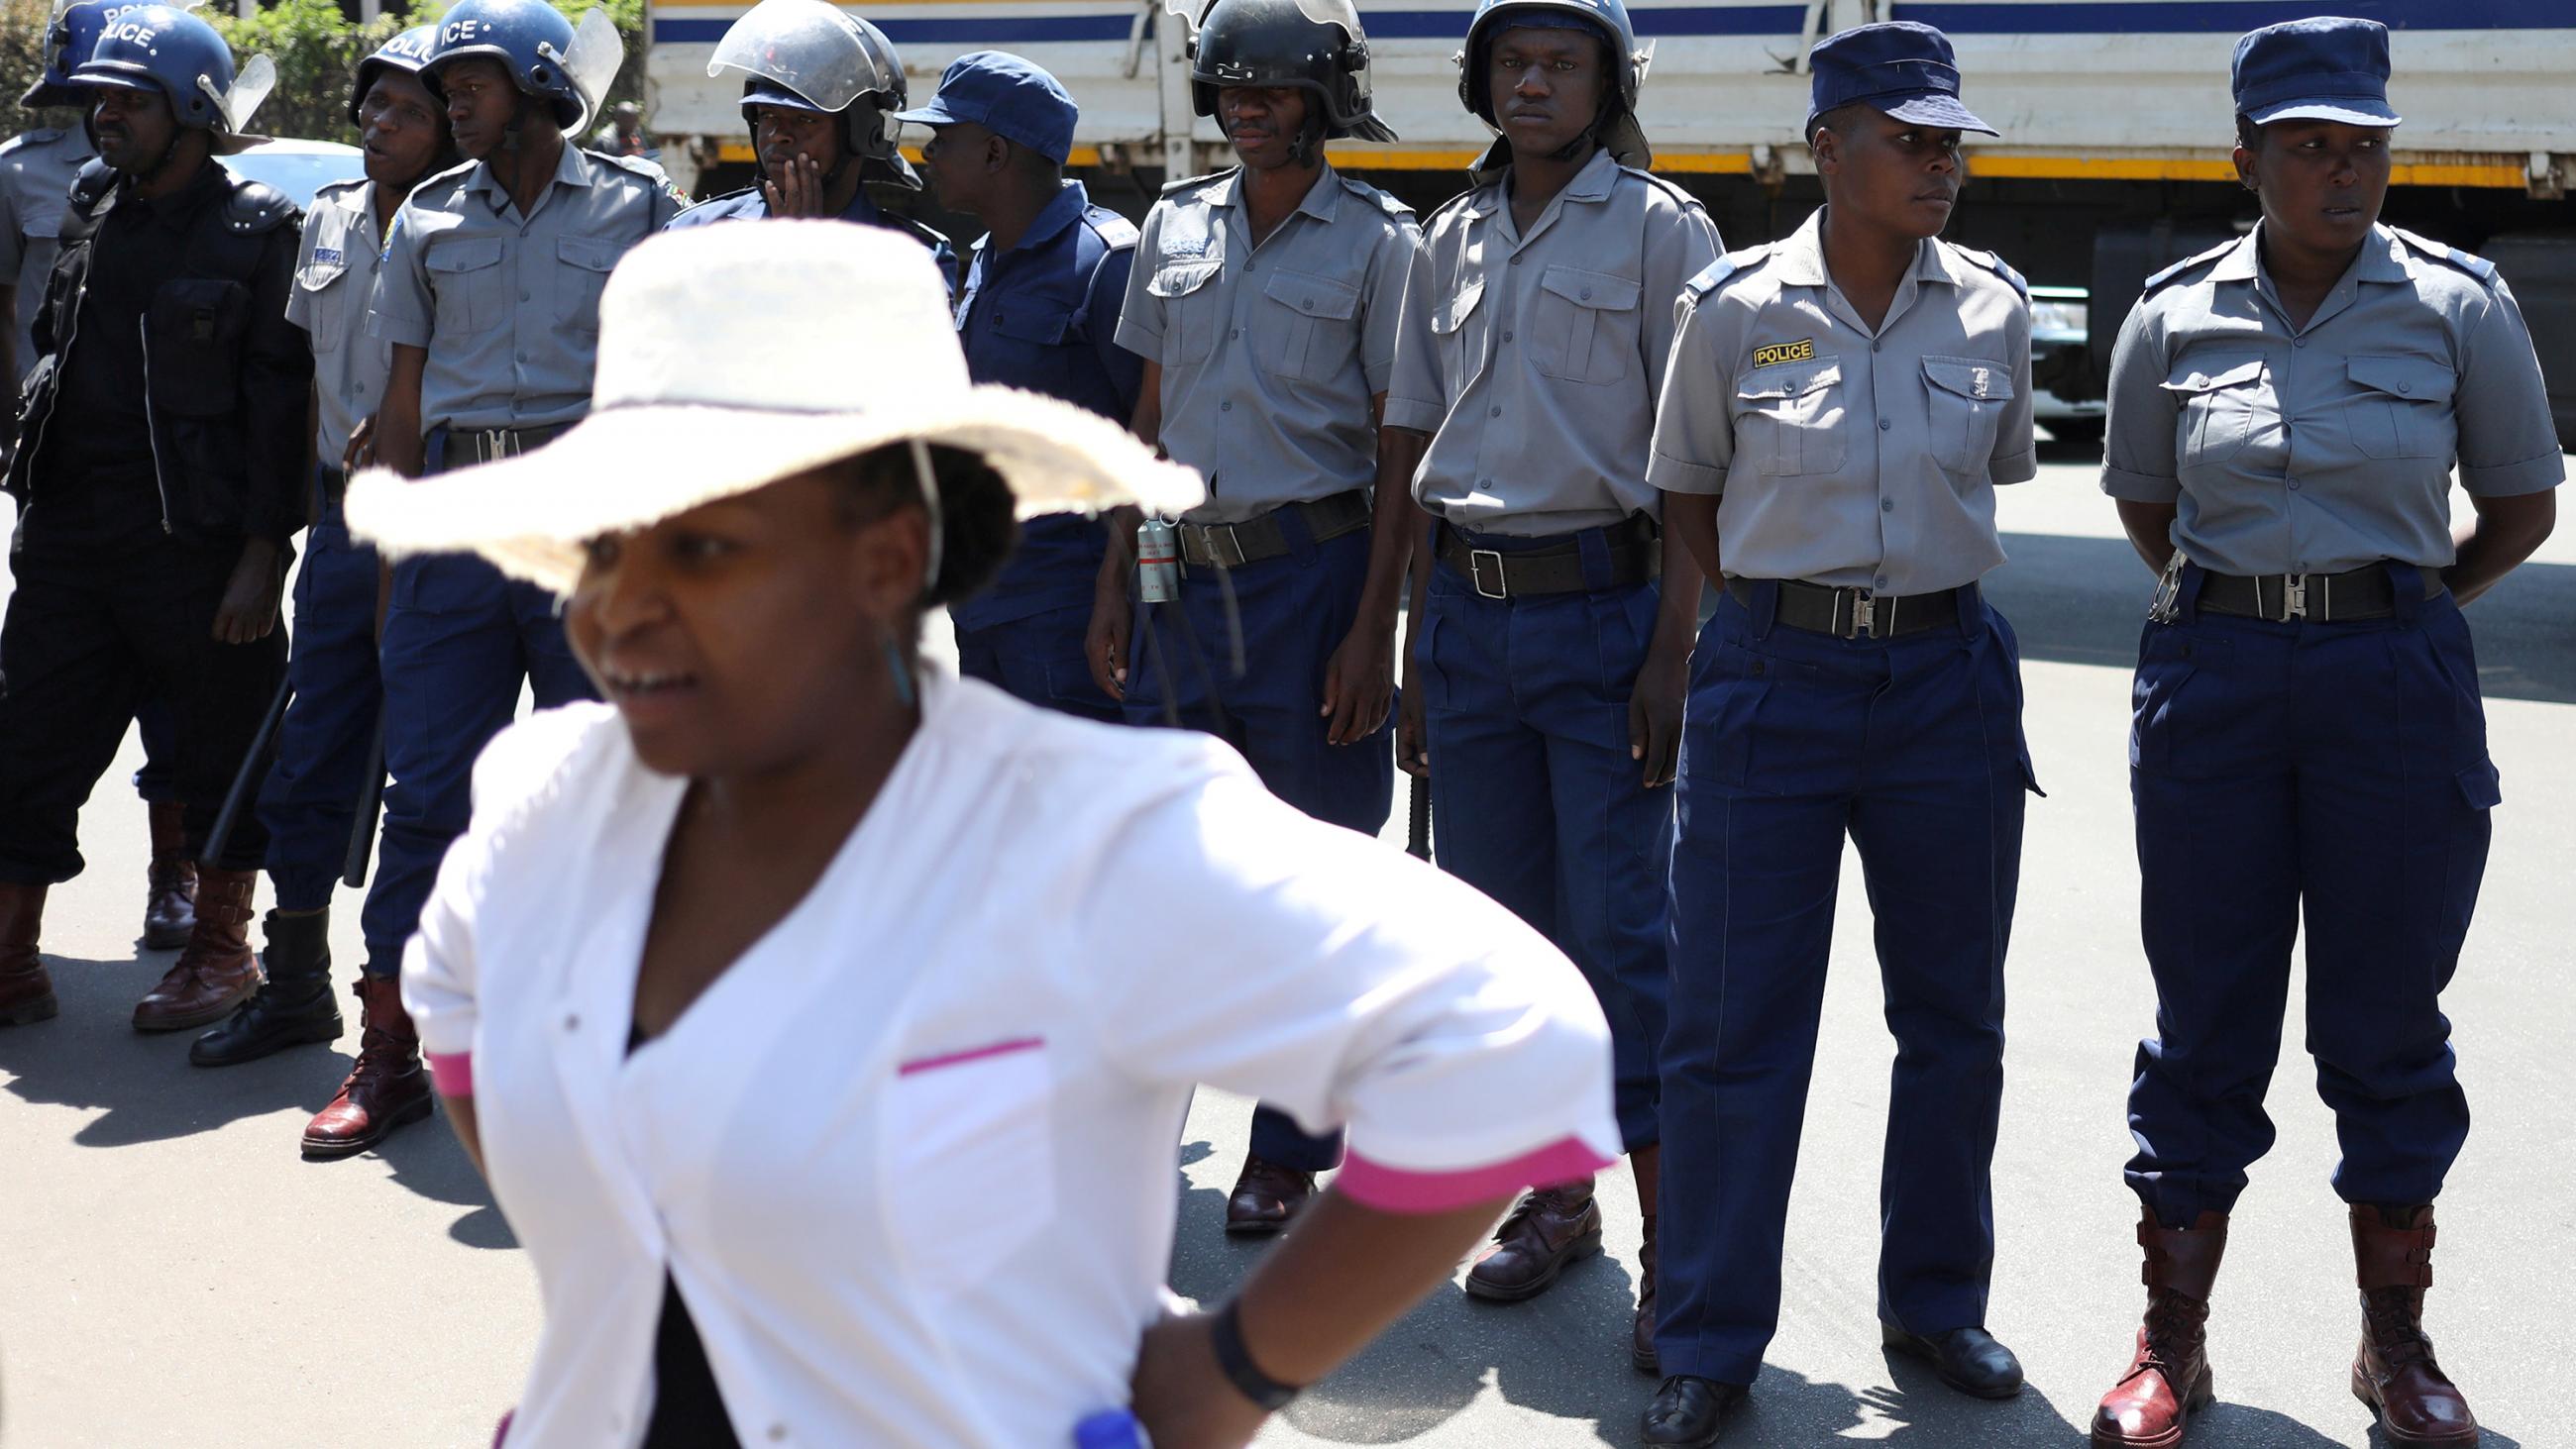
{"left": 189, "top": 908, "right": 343, "bottom": 1067}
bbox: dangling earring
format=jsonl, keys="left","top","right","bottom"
{"left": 883, "top": 630, "right": 916, "bottom": 710}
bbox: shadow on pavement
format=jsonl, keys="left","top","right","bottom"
{"left": 0, "top": 951, "right": 337, "bottom": 1147}
{"left": 370, "top": 1107, "right": 517, "bottom": 1250}
{"left": 1986, "top": 534, "right": 2576, "bottom": 705}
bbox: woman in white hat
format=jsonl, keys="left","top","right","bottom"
{"left": 347, "top": 221, "right": 1620, "bottom": 1449}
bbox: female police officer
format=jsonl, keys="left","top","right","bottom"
{"left": 1643, "top": 22, "right": 2037, "bottom": 1443}
{"left": 2089, "top": 19, "right": 2557, "bottom": 1449}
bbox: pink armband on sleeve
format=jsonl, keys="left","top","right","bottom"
{"left": 1336, "top": 1136, "right": 1613, "bottom": 1215}
{"left": 427, "top": 1051, "right": 473, "bottom": 1097}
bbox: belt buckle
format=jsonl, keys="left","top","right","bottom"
{"left": 1208, "top": 522, "right": 1246, "bottom": 569}
{"left": 1835, "top": 588, "right": 1878, "bottom": 640}
{"left": 2278, "top": 573, "right": 2311, "bottom": 621}
{"left": 482, "top": 428, "right": 514, "bottom": 462}
{"left": 1469, "top": 549, "right": 1509, "bottom": 600}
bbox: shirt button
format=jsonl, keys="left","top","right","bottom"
{"left": 1501, "top": 331, "right": 1514, "bottom": 344}
{"left": 1579, "top": 287, "right": 1593, "bottom": 300}
{"left": 1301, "top": 295, "right": 1315, "bottom": 308}
{"left": 1488, "top": 406, "right": 1501, "bottom": 417}
{"left": 563, "top": 1013, "right": 580, "bottom": 1032}
{"left": 1229, "top": 327, "right": 1240, "bottom": 339}
{"left": 1244, "top": 261, "right": 1256, "bottom": 272}
{"left": 1878, "top": 419, "right": 1892, "bottom": 431}
{"left": 1880, "top": 498, "right": 1894, "bottom": 513}
{"left": 516, "top": 352, "right": 529, "bottom": 363}
{"left": 1876, "top": 574, "right": 1889, "bottom": 589}
{"left": 1476, "top": 478, "right": 1491, "bottom": 490}
{"left": 2398, "top": 381, "right": 2413, "bottom": 394}
{"left": 1221, "top": 400, "right": 1233, "bottom": 412}
{"left": 1872, "top": 339, "right": 1882, "bottom": 353}
{"left": 1510, "top": 256, "right": 1523, "bottom": 266}
{"left": 2295, "top": 339, "right": 2308, "bottom": 349}
{"left": 767, "top": 1426, "right": 788, "bottom": 1443}
{"left": 2289, "top": 478, "right": 2301, "bottom": 490}
{"left": 518, "top": 290, "right": 530, "bottom": 302}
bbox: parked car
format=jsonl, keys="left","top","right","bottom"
{"left": 2030, "top": 284, "right": 2105, "bottom": 447}
{"left": 217, "top": 137, "right": 366, "bottom": 210}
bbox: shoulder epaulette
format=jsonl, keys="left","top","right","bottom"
{"left": 409, "top": 158, "right": 480, "bottom": 205}
{"left": 0, "top": 128, "right": 64, "bottom": 156}
{"left": 1681, "top": 244, "right": 1771, "bottom": 301}
{"left": 1618, "top": 164, "right": 1701, "bottom": 209}
{"left": 1948, "top": 242, "right": 2029, "bottom": 301}
{"left": 69, "top": 155, "right": 115, "bottom": 213}
{"left": 220, "top": 178, "right": 299, "bottom": 235}
{"left": 313, "top": 175, "right": 366, "bottom": 200}
{"left": 883, "top": 210, "right": 950, "bottom": 254}
{"left": 1338, "top": 173, "right": 1414, "bottom": 220}
{"left": 1426, "top": 187, "right": 1482, "bottom": 226}
{"left": 2392, "top": 227, "right": 2500, "bottom": 288}
{"left": 1159, "top": 167, "right": 1231, "bottom": 196}
{"left": 2143, "top": 239, "right": 2239, "bottom": 295}
{"left": 1086, "top": 207, "right": 1140, "bottom": 250}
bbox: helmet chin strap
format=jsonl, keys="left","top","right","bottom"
{"left": 1284, "top": 108, "right": 1328, "bottom": 166}
{"left": 906, "top": 437, "right": 945, "bottom": 598}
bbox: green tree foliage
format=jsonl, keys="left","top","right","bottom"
{"left": 0, "top": 0, "right": 647, "bottom": 149}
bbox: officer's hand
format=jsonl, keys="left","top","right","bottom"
{"left": 214, "top": 538, "right": 284, "bottom": 645}
{"left": 1628, "top": 636, "right": 1690, "bottom": 789}
{"left": 1396, "top": 660, "right": 1430, "bottom": 777}
{"left": 763, "top": 154, "right": 829, "bottom": 220}
{"left": 343, "top": 414, "right": 376, "bottom": 472}
{"left": 1321, "top": 619, "right": 1393, "bottom": 747}
{"left": 1087, "top": 588, "right": 1131, "bottom": 701}
{"left": 1129, "top": 1309, "right": 1271, "bottom": 1449}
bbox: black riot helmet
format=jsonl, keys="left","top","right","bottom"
{"left": 1457, "top": 0, "right": 1652, "bottom": 170}
{"left": 1189, "top": 0, "right": 1395, "bottom": 147}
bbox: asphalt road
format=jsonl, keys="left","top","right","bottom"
{"left": 2, "top": 446, "right": 2570, "bottom": 1447}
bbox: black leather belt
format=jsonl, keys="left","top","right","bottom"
{"left": 2194, "top": 564, "right": 2443, "bottom": 623}
{"left": 315, "top": 465, "right": 348, "bottom": 504}
{"left": 1437, "top": 515, "right": 1660, "bottom": 599}
{"left": 448, "top": 424, "right": 571, "bottom": 466}
{"left": 1178, "top": 489, "right": 1370, "bottom": 569}
{"left": 1728, "top": 576, "right": 1963, "bottom": 640}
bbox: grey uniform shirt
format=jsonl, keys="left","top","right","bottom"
{"left": 1116, "top": 163, "right": 1425, "bottom": 524}
{"left": 1387, "top": 148, "right": 1719, "bottom": 536}
{"left": 1649, "top": 207, "right": 2036, "bottom": 596}
{"left": 286, "top": 177, "right": 391, "bottom": 463}
{"left": 0, "top": 128, "right": 91, "bottom": 382}
{"left": 2101, "top": 223, "right": 2563, "bottom": 575}
{"left": 370, "top": 146, "right": 683, "bottom": 434}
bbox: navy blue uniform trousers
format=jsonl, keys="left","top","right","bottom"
{"left": 955, "top": 603, "right": 1122, "bottom": 724}
{"left": 1659, "top": 582, "right": 2033, "bottom": 1387}
{"left": 360, "top": 437, "right": 596, "bottom": 975}
{"left": 1415, "top": 527, "right": 1670, "bottom": 1152}
{"left": 131, "top": 700, "right": 181, "bottom": 804}
{"left": 2124, "top": 565, "right": 2488, "bottom": 1226}
{"left": 255, "top": 469, "right": 381, "bottom": 912}
{"left": 1125, "top": 519, "right": 1393, "bottom": 1172}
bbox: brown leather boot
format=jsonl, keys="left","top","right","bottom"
{"left": 142, "top": 800, "right": 195, "bottom": 951}
{"left": 1224, "top": 1155, "right": 1316, "bottom": 1235}
{"left": 2093, "top": 1210, "right": 2227, "bottom": 1448}
{"left": 2350, "top": 1204, "right": 2479, "bottom": 1447}
{"left": 302, "top": 974, "right": 434, "bottom": 1160}
{"left": 1464, "top": 1176, "right": 1603, "bottom": 1301}
{"left": 0, "top": 882, "right": 55, "bottom": 1026}
{"left": 132, "top": 866, "right": 261, "bottom": 1032}
{"left": 1632, "top": 1144, "right": 1663, "bottom": 1372}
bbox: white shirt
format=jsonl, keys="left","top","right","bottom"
{"left": 405, "top": 671, "right": 1618, "bottom": 1449}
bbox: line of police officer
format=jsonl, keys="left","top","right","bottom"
{"left": 0, "top": 1, "right": 2553, "bottom": 1445}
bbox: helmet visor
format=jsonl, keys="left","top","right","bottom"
{"left": 706, "top": 0, "right": 893, "bottom": 115}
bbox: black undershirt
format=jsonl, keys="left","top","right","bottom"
{"left": 630, "top": 1023, "right": 742, "bottom": 1449}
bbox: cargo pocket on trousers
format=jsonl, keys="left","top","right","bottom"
{"left": 2128, "top": 626, "right": 2209, "bottom": 774}
{"left": 1682, "top": 640, "right": 1771, "bottom": 789}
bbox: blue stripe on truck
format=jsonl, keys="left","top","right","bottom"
{"left": 653, "top": 0, "right": 2559, "bottom": 45}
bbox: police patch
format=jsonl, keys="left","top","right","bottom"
{"left": 313, "top": 246, "right": 344, "bottom": 266}
{"left": 1752, "top": 339, "right": 1816, "bottom": 368}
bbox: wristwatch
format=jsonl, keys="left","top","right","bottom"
{"left": 1209, "top": 1299, "right": 1302, "bottom": 1411}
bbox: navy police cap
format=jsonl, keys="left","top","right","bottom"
{"left": 893, "top": 50, "right": 1078, "bottom": 165}
{"left": 2231, "top": 16, "right": 2401, "bottom": 129}
{"left": 1807, "top": 21, "right": 1993, "bottom": 139}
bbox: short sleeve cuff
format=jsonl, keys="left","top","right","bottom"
{"left": 369, "top": 310, "right": 431, "bottom": 348}
{"left": 1113, "top": 318, "right": 1161, "bottom": 359}
{"left": 426, "top": 1051, "right": 473, "bottom": 1097}
{"left": 1337, "top": 1135, "right": 1614, "bottom": 1215}
{"left": 2102, "top": 466, "right": 2182, "bottom": 503}
{"left": 1990, "top": 447, "right": 2038, "bottom": 485}
{"left": 1648, "top": 451, "right": 1727, "bottom": 496}
{"left": 1380, "top": 394, "right": 1447, "bottom": 434}
{"left": 2460, "top": 453, "right": 2566, "bottom": 497}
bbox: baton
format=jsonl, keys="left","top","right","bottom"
{"left": 341, "top": 714, "right": 385, "bottom": 887}
{"left": 203, "top": 673, "right": 291, "bottom": 865}
{"left": 1406, "top": 772, "right": 1431, "bottom": 861}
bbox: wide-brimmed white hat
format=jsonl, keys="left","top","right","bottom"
{"left": 345, "top": 221, "right": 1203, "bottom": 596}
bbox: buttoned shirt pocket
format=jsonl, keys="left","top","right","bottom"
{"left": 1531, "top": 265, "right": 1639, "bottom": 385}
{"left": 1922, "top": 355, "right": 2016, "bottom": 477}
{"left": 1734, "top": 359, "right": 1847, "bottom": 476}
{"left": 296, "top": 255, "right": 352, "bottom": 355}
{"left": 1431, "top": 278, "right": 1487, "bottom": 393}
{"left": 1259, "top": 268, "right": 1361, "bottom": 384}
{"left": 554, "top": 237, "right": 619, "bottom": 335}
{"left": 880, "top": 1038, "right": 1056, "bottom": 1302}
{"left": 1144, "top": 259, "right": 1223, "bottom": 365}
{"left": 2344, "top": 355, "right": 2457, "bottom": 461}
{"left": 426, "top": 237, "right": 506, "bottom": 336}
{"left": 989, "top": 304, "right": 1074, "bottom": 347}
{"left": 144, "top": 278, "right": 250, "bottom": 418}
{"left": 2159, "top": 356, "right": 2266, "bottom": 467}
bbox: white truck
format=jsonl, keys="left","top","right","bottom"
{"left": 642, "top": 0, "right": 2576, "bottom": 437}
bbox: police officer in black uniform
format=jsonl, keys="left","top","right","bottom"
{"left": 0, "top": 6, "right": 308, "bottom": 1033}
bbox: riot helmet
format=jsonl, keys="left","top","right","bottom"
{"left": 70, "top": 4, "right": 271, "bottom": 152}
{"left": 1457, "top": 0, "right": 1651, "bottom": 169}
{"left": 350, "top": 23, "right": 441, "bottom": 126}
{"left": 707, "top": 0, "right": 909, "bottom": 176}
{"left": 1189, "top": 0, "right": 1396, "bottom": 151}
{"left": 425, "top": 0, "right": 621, "bottom": 135}
{"left": 22, "top": 0, "right": 185, "bottom": 110}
